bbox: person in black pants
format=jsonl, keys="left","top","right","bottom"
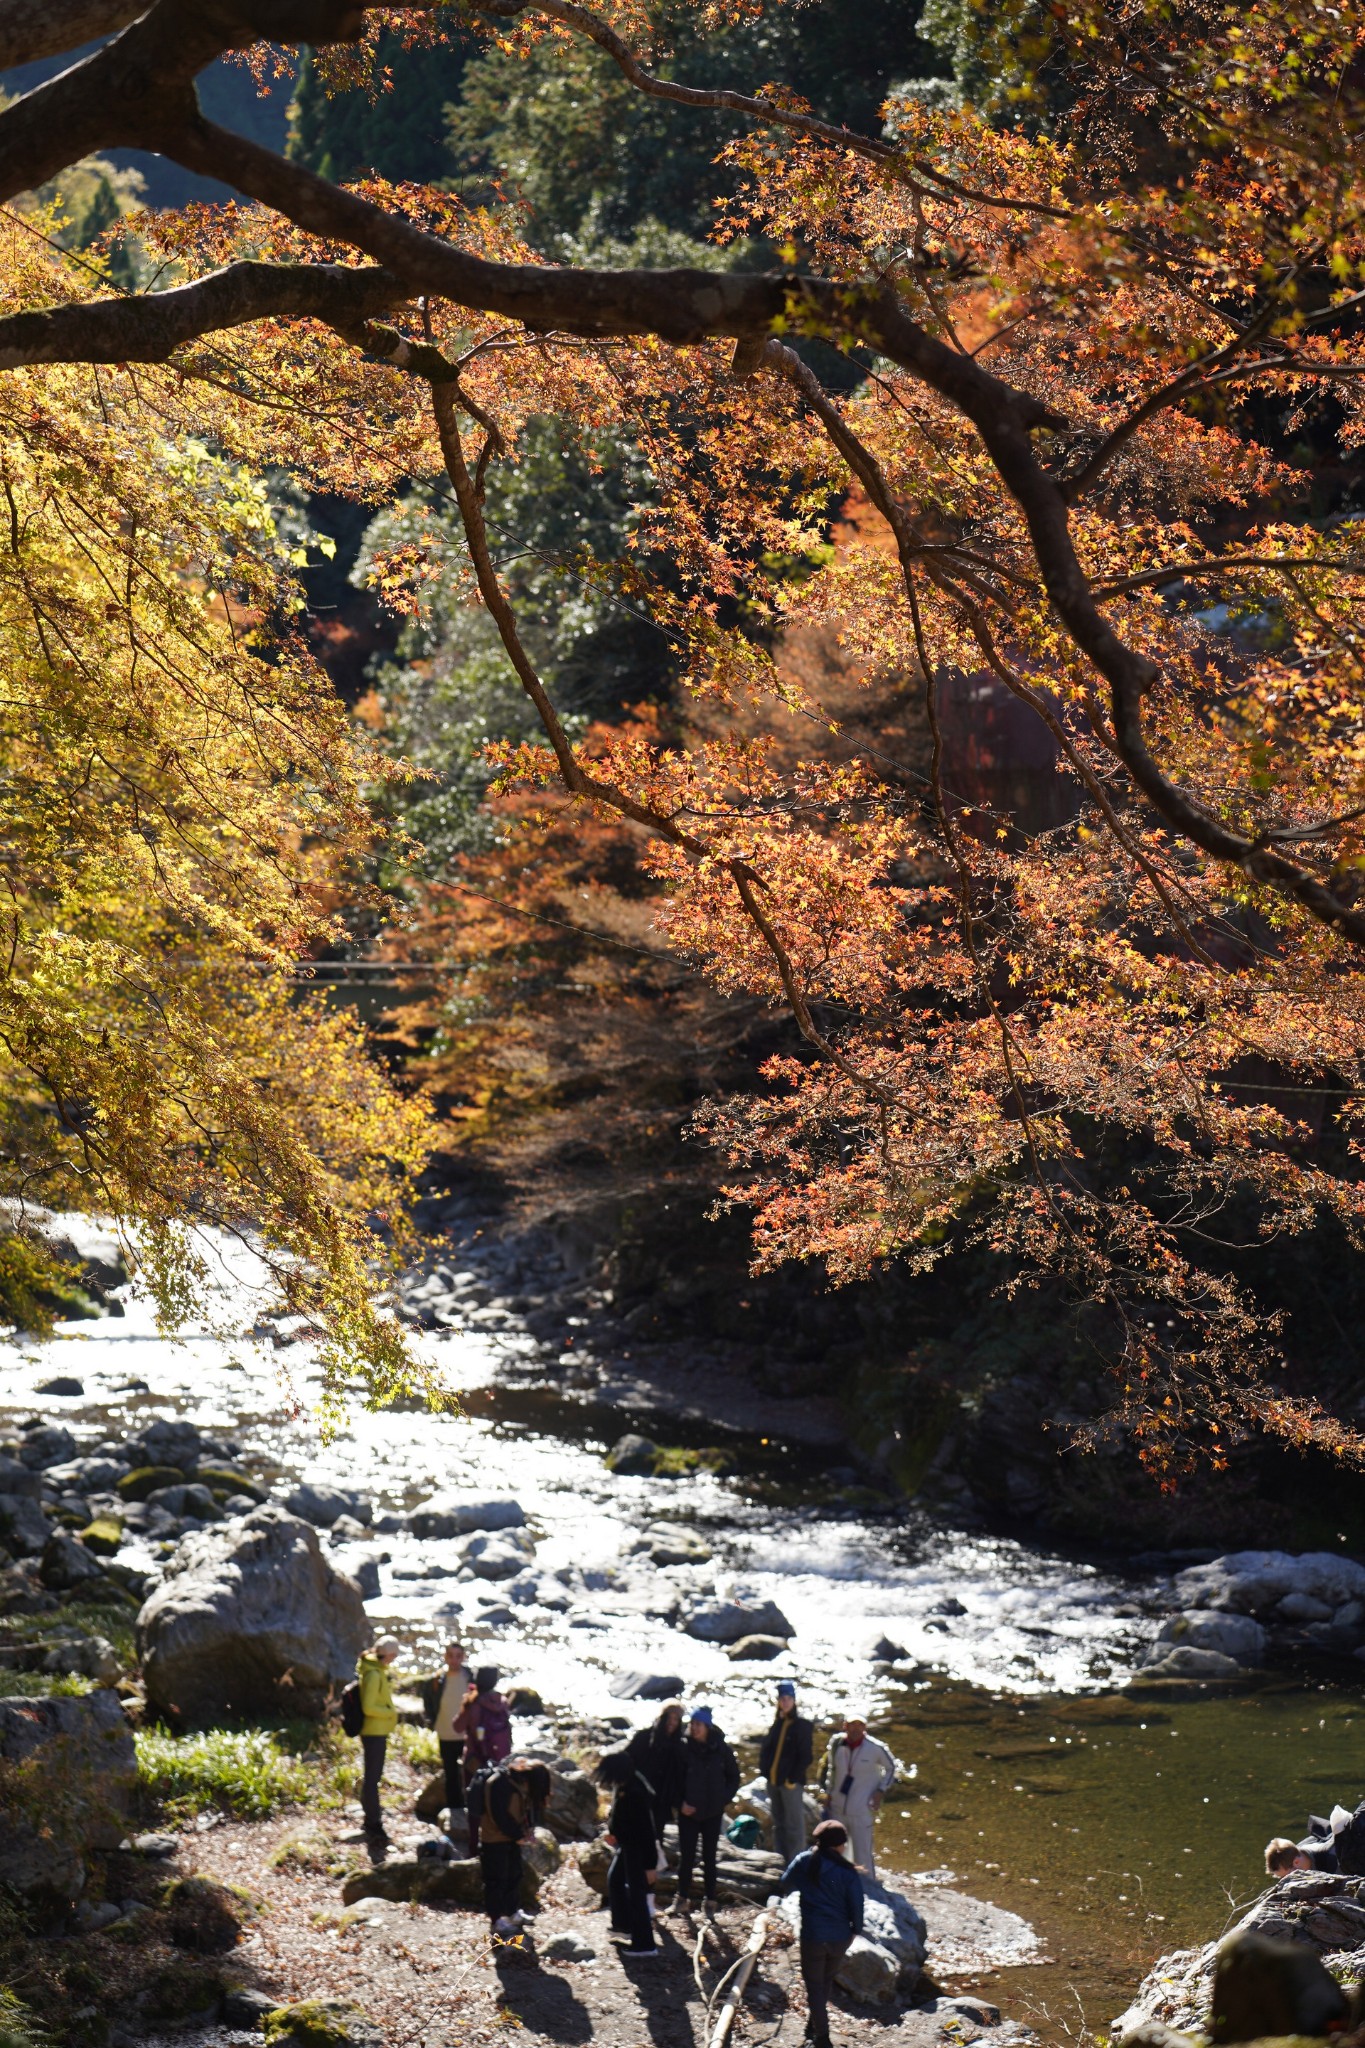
{"left": 419, "top": 1640, "right": 471, "bottom": 1819}
{"left": 598, "top": 1745, "right": 659, "bottom": 1956}
{"left": 643, "top": 1700, "right": 686, "bottom": 1851}
{"left": 675, "top": 1707, "right": 740, "bottom": 1912}
{"left": 478, "top": 1759, "right": 551, "bottom": 1937}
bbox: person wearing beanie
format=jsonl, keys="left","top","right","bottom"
{"left": 818, "top": 1708, "right": 897, "bottom": 1881}
{"left": 674, "top": 1707, "right": 741, "bottom": 1914}
{"left": 357, "top": 1636, "right": 401, "bottom": 1840}
{"left": 778, "top": 1817, "right": 865, "bottom": 2048}
{"left": 759, "top": 1681, "right": 815, "bottom": 1867}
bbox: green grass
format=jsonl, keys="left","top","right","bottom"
{"left": 135, "top": 1719, "right": 359, "bottom": 1820}
{"left": 389, "top": 1721, "right": 439, "bottom": 1769}
{"left": 0, "top": 1671, "right": 94, "bottom": 1700}
{"left": 136, "top": 1727, "right": 314, "bottom": 1819}
{"left": 0, "top": 1988, "right": 53, "bottom": 2048}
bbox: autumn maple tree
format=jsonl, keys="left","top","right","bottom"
{"left": 3, "top": 0, "right": 1365, "bottom": 1464}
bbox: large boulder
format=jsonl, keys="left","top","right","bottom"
{"left": 608, "top": 1671, "right": 685, "bottom": 1701}
{"left": 1138, "top": 1645, "right": 1245, "bottom": 1680}
{"left": 777, "top": 1876, "right": 926, "bottom": 1999}
{"left": 0, "top": 1688, "right": 136, "bottom": 1902}
{"left": 1142, "top": 1611, "right": 1267, "bottom": 1668}
{"left": 0, "top": 1492, "right": 52, "bottom": 1557}
{"left": 463, "top": 1530, "right": 534, "bottom": 1580}
{"left": 136, "top": 1504, "right": 369, "bottom": 1721}
{"left": 684, "top": 1597, "right": 794, "bottom": 1644}
{"left": 406, "top": 1495, "right": 525, "bottom": 1540}
{"left": 1172, "top": 1550, "right": 1365, "bottom": 1620}
{"left": 1117, "top": 1871, "right": 1365, "bottom": 2036}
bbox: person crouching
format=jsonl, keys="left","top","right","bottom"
{"left": 475, "top": 1756, "right": 551, "bottom": 1939}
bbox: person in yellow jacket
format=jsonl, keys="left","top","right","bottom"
{"left": 358, "top": 1636, "right": 400, "bottom": 1839}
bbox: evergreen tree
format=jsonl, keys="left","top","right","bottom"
{"left": 289, "top": 28, "right": 475, "bottom": 184}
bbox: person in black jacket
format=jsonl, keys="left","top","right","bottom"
{"left": 642, "top": 1701, "right": 686, "bottom": 1850}
{"left": 759, "top": 1681, "right": 815, "bottom": 1868}
{"left": 598, "top": 1746, "right": 660, "bottom": 1957}
{"left": 475, "top": 1757, "right": 550, "bottom": 1939}
{"left": 674, "top": 1707, "right": 741, "bottom": 1913}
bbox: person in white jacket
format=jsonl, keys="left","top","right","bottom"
{"left": 820, "top": 1709, "right": 897, "bottom": 1880}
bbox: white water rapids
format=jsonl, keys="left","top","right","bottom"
{"left": 0, "top": 1233, "right": 1159, "bottom": 1729}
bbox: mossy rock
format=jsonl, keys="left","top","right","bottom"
{"left": 194, "top": 1466, "right": 264, "bottom": 1502}
{"left": 263, "top": 1998, "right": 383, "bottom": 2048}
{"left": 78, "top": 1518, "right": 122, "bottom": 1557}
{"left": 651, "top": 1445, "right": 737, "bottom": 1478}
{"left": 143, "top": 1961, "right": 225, "bottom": 2023}
{"left": 116, "top": 1466, "right": 184, "bottom": 1502}
{"left": 161, "top": 1874, "right": 242, "bottom": 1954}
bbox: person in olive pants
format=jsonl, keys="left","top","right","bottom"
{"left": 674, "top": 1708, "right": 740, "bottom": 1909}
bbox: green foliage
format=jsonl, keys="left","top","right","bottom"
{"left": 387, "top": 1721, "right": 440, "bottom": 1769}
{"left": 913, "top": 0, "right": 1067, "bottom": 124}
{"left": 446, "top": 1, "right": 939, "bottom": 252}
{"left": 0, "top": 1989, "right": 53, "bottom": 2048}
{"left": 360, "top": 416, "right": 669, "bottom": 869}
{"left": 289, "top": 26, "right": 474, "bottom": 183}
{"left": 134, "top": 1727, "right": 315, "bottom": 1819}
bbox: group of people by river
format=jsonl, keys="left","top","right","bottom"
{"left": 349, "top": 1636, "right": 899, "bottom": 2048}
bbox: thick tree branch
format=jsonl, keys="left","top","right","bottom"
{"left": 0, "top": 0, "right": 145, "bottom": 68}
{"left": 0, "top": 260, "right": 403, "bottom": 370}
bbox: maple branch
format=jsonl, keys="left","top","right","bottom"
{"left": 1096, "top": 553, "right": 1365, "bottom": 596}
{"left": 0, "top": 0, "right": 145, "bottom": 67}
{"left": 0, "top": 261, "right": 405, "bottom": 371}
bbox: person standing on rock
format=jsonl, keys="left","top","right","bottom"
{"left": 674, "top": 1706, "right": 741, "bottom": 1915}
{"left": 760, "top": 1681, "right": 814, "bottom": 1867}
{"left": 358, "top": 1636, "right": 401, "bottom": 1841}
{"left": 820, "top": 1708, "right": 896, "bottom": 1881}
{"left": 778, "top": 1817, "right": 865, "bottom": 2048}
{"left": 420, "top": 1639, "right": 469, "bottom": 1820}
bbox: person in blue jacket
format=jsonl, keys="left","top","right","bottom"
{"left": 778, "top": 1817, "right": 865, "bottom": 2048}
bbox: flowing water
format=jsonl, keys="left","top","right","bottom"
{"left": 3, "top": 1235, "right": 1360, "bottom": 2041}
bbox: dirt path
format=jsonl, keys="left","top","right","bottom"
{"left": 126, "top": 1793, "right": 1036, "bottom": 2048}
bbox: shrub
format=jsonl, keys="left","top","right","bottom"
{"left": 0, "top": 1989, "right": 53, "bottom": 2048}
{"left": 135, "top": 1728, "right": 311, "bottom": 1819}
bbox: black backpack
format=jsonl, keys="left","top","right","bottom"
{"left": 340, "top": 1679, "right": 364, "bottom": 1738}
{"left": 466, "top": 1763, "right": 495, "bottom": 1827}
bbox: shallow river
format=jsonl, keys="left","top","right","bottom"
{"left": 3, "top": 1241, "right": 1361, "bottom": 2040}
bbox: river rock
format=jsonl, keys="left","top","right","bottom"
{"left": 137, "top": 1503, "right": 369, "bottom": 1721}
{"left": 0, "top": 1493, "right": 52, "bottom": 1556}
{"left": 118, "top": 1464, "right": 186, "bottom": 1502}
{"left": 725, "top": 1634, "right": 789, "bottom": 1661}
{"left": 285, "top": 1482, "right": 371, "bottom": 1530}
{"left": 1141, "top": 1611, "right": 1267, "bottom": 1668}
{"left": 544, "top": 1765, "right": 600, "bottom": 1840}
{"left": 463, "top": 1529, "right": 534, "bottom": 1580}
{"left": 0, "top": 1687, "right": 136, "bottom": 1901}
{"left": 18, "top": 1423, "right": 77, "bottom": 1469}
{"left": 45, "top": 1457, "right": 126, "bottom": 1494}
{"left": 608, "top": 1671, "right": 685, "bottom": 1701}
{"left": 604, "top": 1435, "right": 659, "bottom": 1476}
{"left": 833, "top": 1935, "right": 901, "bottom": 2006}
{"left": 146, "top": 1482, "right": 221, "bottom": 1522}
{"left": 1117, "top": 1871, "right": 1365, "bottom": 2035}
{"left": 36, "top": 1376, "right": 84, "bottom": 1397}
{"left": 39, "top": 1529, "right": 106, "bottom": 1591}
{"left": 406, "top": 1494, "right": 526, "bottom": 1540}
{"left": 42, "top": 1633, "right": 119, "bottom": 1682}
{"left": 865, "top": 1633, "right": 910, "bottom": 1662}
{"left": 633, "top": 1524, "right": 712, "bottom": 1566}
{"left": 1209, "top": 1928, "right": 1348, "bottom": 2041}
{"left": 0, "top": 1455, "right": 41, "bottom": 1500}
{"left": 1173, "top": 1550, "right": 1365, "bottom": 1620}
{"left": 1137, "top": 1645, "right": 1244, "bottom": 1680}
{"left": 264, "top": 1999, "right": 384, "bottom": 2048}
{"left": 684, "top": 1596, "right": 794, "bottom": 1644}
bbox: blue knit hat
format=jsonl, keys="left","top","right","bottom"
{"left": 777, "top": 1681, "right": 796, "bottom": 1699}
{"left": 690, "top": 1705, "right": 713, "bottom": 1727}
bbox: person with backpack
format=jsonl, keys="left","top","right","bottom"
{"left": 759, "top": 1681, "right": 815, "bottom": 1867}
{"left": 419, "top": 1639, "right": 470, "bottom": 1819}
{"left": 469, "top": 1756, "right": 551, "bottom": 1939}
{"left": 674, "top": 1706, "right": 741, "bottom": 1916}
{"left": 819, "top": 1708, "right": 897, "bottom": 1880}
{"left": 598, "top": 1743, "right": 660, "bottom": 1957}
{"left": 355, "top": 1636, "right": 401, "bottom": 1841}
{"left": 463, "top": 1666, "right": 513, "bottom": 1851}
{"left": 778, "top": 1818, "right": 865, "bottom": 2048}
